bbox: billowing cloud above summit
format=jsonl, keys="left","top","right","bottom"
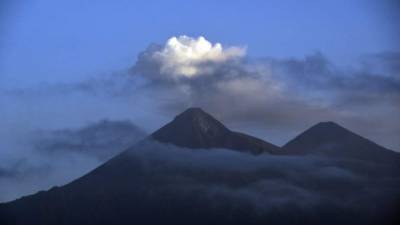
{"left": 132, "top": 35, "right": 245, "bottom": 78}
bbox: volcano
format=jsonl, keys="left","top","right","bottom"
{"left": 151, "top": 108, "right": 281, "bottom": 154}
{"left": 283, "top": 121, "right": 400, "bottom": 164}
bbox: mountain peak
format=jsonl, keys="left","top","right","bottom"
{"left": 172, "top": 107, "right": 229, "bottom": 134}
{"left": 303, "top": 121, "right": 353, "bottom": 138}
{"left": 312, "top": 121, "right": 349, "bottom": 131}
{"left": 283, "top": 121, "right": 363, "bottom": 154}
{"left": 180, "top": 107, "right": 206, "bottom": 114}
{"left": 315, "top": 121, "right": 340, "bottom": 127}
{"left": 151, "top": 108, "right": 229, "bottom": 149}
{"left": 283, "top": 121, "right": 400, "bottom": 163}
{"left": 151, "top": 108, "right": 280, "bottom": 154}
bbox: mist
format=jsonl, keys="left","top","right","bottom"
{"left": 0, "top": 119, "right": 146, "bottom": 202}
{"left": 65, "top": 139, "right": 399, "bottom": 224}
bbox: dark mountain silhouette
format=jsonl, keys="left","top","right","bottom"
{"left": 283, "top": 121, "right": 400, "bottom": 164}
{"left": 151, "top": 108, "right": 281, "bottom": 154}
{"left": 0, "top": 111, "right": 399, "bottom": 225}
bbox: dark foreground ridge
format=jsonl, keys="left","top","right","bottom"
{"left": 0, "top": 109, "right": 399, "bottom": 225}
{"left": 151, "top": 107, "right": 281, "bottom": 154}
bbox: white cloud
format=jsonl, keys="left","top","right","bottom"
{"left": 151, "top": 35, "right": 245, "bottom": 77}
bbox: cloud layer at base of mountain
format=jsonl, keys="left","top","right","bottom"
{"left": 1, "top": 140, "right": 399, "bottom": 225}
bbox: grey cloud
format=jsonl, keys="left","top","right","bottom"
{"left": 1, "top": 72, "right": 139, "bottom": 98}
{"left": 0, "top": 151, "right": 100, "bottom": 203}
{"left": 130, "top": 43, "right": 164, "bottom": 80}
{"left": 33, "top": 119, "right": 146, "bottom": 160}
{"left": 0, "top": 119, "right": 146, "bottom": 202}
{"left": 3, "top": 47, "right": 399, "bottom": 151}
{"left": 0, "top": 167, "right": 15, "bottom": 179}
{"left": 130, "top": 47, "right": 400, "bottom": 150}
{"left": 273, "top": 51, "right": 400, "bottom": 95}
{"left": 361, "top": 51, "right": 400, "bottom": 75}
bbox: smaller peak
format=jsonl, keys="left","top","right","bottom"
{"left": 308, "top": 121, "right": 352, "bottom": 135}
{"left": 315, "top": 121, "right": 341, "bottom": 127}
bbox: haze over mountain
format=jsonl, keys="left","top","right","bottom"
{"left": 35, "top": 119, "right": 147, "bottom": 160}
{"left": 0, "top": 108, "right": 399, "bottom": 225}
{"left": 151, "top": 108, "right": 281, "bottom": 154}
{"left": 0, "top": 119, "right": 146, "bottom": 203}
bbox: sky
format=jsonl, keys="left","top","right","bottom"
{"left": 1, "top": 0, "right": 399, "bottom": 86}
{"left": 0, "top": 0, "right": 399, "bottom": 202}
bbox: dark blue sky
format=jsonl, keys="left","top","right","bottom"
{"left": 1, "top": 0, "right": 399, "bottom": 86}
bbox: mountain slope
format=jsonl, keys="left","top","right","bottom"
{"left": 283, "top": 121, "right": 400, "bottom": 164}
{"left": 151, "top": 108, "right": 281, "bottom": 154}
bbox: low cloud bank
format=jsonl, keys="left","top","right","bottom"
{"left": 1, "top": 140, "right": 399, "bottom": 224}
{"left": 90, "top": 140, "right": 400, "bottom": 224}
